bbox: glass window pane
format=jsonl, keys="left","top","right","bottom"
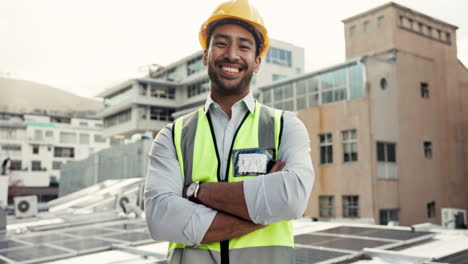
{"left": 307, "top": 77, "right": 318, "bottom": 93}
{"left": 296, "top": 80, "right": 306, "bottom": 95}
{"left": 296, "top": 97, "right": 307, "bottom": 110}
{"left": 387, "top": 143, "right": 396, "bottom": 162}
{"left": 308, "top": 93, "right": 319, "bottom": 107}
{"left": 274, "top": 87, "right": 283, "bottom": 101}
{"left": 377, "top": 142, "right": 385, "bottom": 161}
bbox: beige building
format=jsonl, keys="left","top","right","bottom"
{"left": 297, "top": 2, "right": 468, "bottom": 226}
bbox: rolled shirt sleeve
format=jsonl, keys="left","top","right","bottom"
{"left": 145, "top": 124, "right": 217, "bottom": 245}
{"left": 243, "top": 112, "right": 315, "bottom": 225}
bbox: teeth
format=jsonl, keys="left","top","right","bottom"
{"left": 222, "top": 67, "right": 239, "bottom": 73}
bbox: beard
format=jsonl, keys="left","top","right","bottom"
{"left": 208, "top": 58, "right": 254, "bottom": 96}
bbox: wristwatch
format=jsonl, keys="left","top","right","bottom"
{"left": 186, "top": 181, "right": 200, "bottom": 201}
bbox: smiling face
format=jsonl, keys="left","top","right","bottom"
{"left": 203, "top": 23, "right": 261, "bottom": 97}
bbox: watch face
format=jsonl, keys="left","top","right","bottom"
{"left": 187, "top": 183, "right": 197, "bottom": 197}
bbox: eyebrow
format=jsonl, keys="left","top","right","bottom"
{"left": 213, "top": 34, "right": 255, "bottom": 46}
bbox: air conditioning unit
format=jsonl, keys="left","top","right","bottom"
{"left": 115, "top": 192, "right": 138, "bottom": 214}
{"left": 442, "top": 208, "right": 467, "bottom": 229}
{"left": 14, "top": 195, "right": 38, "bottom": 218}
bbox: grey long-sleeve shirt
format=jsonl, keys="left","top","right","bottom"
{"left": 144, "top": 92, "right": 315, "bottom": 246}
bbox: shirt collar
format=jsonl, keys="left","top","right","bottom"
{"left": 203, "top": 92, "right": 256, "bottom": 115}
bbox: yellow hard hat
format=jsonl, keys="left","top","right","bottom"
{"left": 199, "top": 0, "right": 270, "bottom": 57}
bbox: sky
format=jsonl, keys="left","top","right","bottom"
{"left": 1, "top": 0, "right": 467, "bottom": 98}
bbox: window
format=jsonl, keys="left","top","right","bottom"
{"left": 342, "top": 129, "right": 358, "bottom": 162}
{"left": 150, "top": 84, "right": 175, "bottom": 99}
{"left": 95, "top": 123, "right": 103, "bottom": 128}
{"left": 54, "top": 147, "right": 74, "bottom": 158}
{"left": 272, "top": 74, "right": 286, "bottom": 82}
{"left": 103, "top": 86, "right": 133, "bottom": 107}
{"left": 319, "top": 196, "right": 335, "bottom": 217}
{"left": 418, "top": 22, "right": 423, "bottom": 33}
{"left": 103, "top": 109, "right": 131, "bottom": 128}
{"left": 10, "top": 160, "right": 22, "bottom": 170}
{"left": 377, "top": 142, "right": 397, "bottom": 179}
{"left": 319, "top": 133, "right": 333, "bottom": 165}
{"left": 380, "top": 78, "right": 387, "bottom": 90}
{"left": 188, "top": 79, "right": 210, "bottom": 98}
{"left": 350, "top": 25, "right": 356, "bottom": 37}
{"left": 79, "top": 133, "right": 90, "bottom": 145}
{"left": 52, "top": 161, "right": 62, "bottom": 170}
{"left": 343, "top": 195, "right": 359, "bottom": 217}
{"left": 32, "top": 145, "right": 39, "bottom": 154}
{"left": 31, "top": 160, "right": 42, "bottom": 171}
{"left": 94, "top": 134, "right": 106, "bottom": 143}
{"left": 59, "top": 132, "right": 76, "bottom": 144}
{"left": 424, "top": 141, "right": 432, "bottom": 159}
{"left": 1, "top": 144, "right": 21, "bottom": 151}
{"left": 363, "top": 21, "right": 370, "bottom": 32}
{"left": 150, "top": 107, "right": 174, "bottom": 121}
{"left": 421, "top": 82, "right": 429, "bottom": 98}
{"left": 139, "top": 85, "right": 147, "bottom": 96}
{"left": 187, "top": 55, "right": 205, "bottom": 76}
{"left": 378, "top": 16, "right": 385, "bottom": 28}
{"left": 377, "top": 142, "right": 396, "bottom": 162}
{"left": 51, "top": 116, "right": 71, "bottom": 124}
{"left": 380, "top": 209, "right": 399, "bottom": 225}
{"left": 79, "top": 122, "right": 88, "bottom": 127}
{"left": 138, "top": 106, "right": 148, "bottom": 120}
{"left": 45, "top": 131, "right": 53, "bottom": 138}
{"left": 265, "top": 47, "right": 292, "bottom": 67}
{"left": 446, "top": 32, "right": 451, "bottom": 43}
{"left": 167, "top": 68, "right": 176, "bottom": 81}
{"left": 0, "top": 129, "right": 17, "bottom": 139}
{"left": 427, "top": 201, "right": 436, "bottom": 218}
{"left": 34, "top": 130, "right": 43, "bottom": 141}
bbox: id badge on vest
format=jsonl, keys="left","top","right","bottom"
{"left": 232, "top": 148, "right": 275, "bottom": 177}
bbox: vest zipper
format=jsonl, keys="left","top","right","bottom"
{"left": 207, "top": 111, "right": 250, "bottom": 264}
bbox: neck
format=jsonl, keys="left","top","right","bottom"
{"left": 210, "top": 89, "right": 250, "bottom": 119}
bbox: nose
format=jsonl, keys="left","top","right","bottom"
{"left": 225, "top": 44, "right": 240, "bottom": 61}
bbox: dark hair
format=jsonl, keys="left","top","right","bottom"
{"left": 206, "top": 18, "right": 263, "bottom": 57}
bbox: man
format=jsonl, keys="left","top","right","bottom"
{"left": 145, "top": 0, "right": 314, "bottom": 263}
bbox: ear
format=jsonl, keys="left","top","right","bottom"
{"left": 253, "top": 56, "right": 262, "bottom": 73}
{"left": 202, "top": 49, "right": 208, "bottom": 66}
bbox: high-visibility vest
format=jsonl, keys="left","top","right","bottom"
{"left": 170, "top": 101, "right": 295, "bottom": 264}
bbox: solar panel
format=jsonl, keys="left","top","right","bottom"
{"left": 0, "top": 240, "right": 29, "bottom": 251}
{"left": 0, "top": 245, "right": 72, "bottom": 263}
{"left": 436, "top": 249, "right": 468, "bottom": 264}
{"left": 295, "top": 247, "right": 351, "bottom": 264}
{"left": 295, "top": 234, "right": 391, "bottom": 251}
{"left": 106, "top": 223, "right": 147, "bottom": 230}
{"left": 103, "top": 231, "right": 152, "bottom": 243}
{"left": 16, "top": 233, "right": 74, "bottom": 244}
{"left": 318, "top": 226, "right": 432, "bottom": 241}
{"left": 50, "top": 238, "right": 114, "bottom": 253}
{"left": 66, "top": 228, "right": 117, "bottom": 236}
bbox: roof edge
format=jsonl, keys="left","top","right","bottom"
{"left": 342, "top": 2, "right": 458, "bottom": 30}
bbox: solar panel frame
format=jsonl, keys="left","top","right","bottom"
{"left": 65, "top": 227, "right": 121, "bottom": 237}
{"left": 49, "top": 238, "right": 115, "bottom": 254}
{"left": 0, "top": 239, "right": 31, "bottom": 252}
{"left": 0, "top": 244, "right": 75, "bottom": 264}
{"left": 101, "top": 231, "right": 153, "bottom": 245}
{"left": 295, "top": 246, "right": 355, "bottom": 264}
{"left": 15, "top": 233, "right": 77, "bottom": 244}
{"left": 295, "top": 233, "right": 393, "bottom": 252}
{"left": 317, "top": 226, "right": 433, "bottom": 241}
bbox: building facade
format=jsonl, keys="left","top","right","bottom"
{"left": 0, "top": 112, "right": 110, "bottom": 199}
{"left": 257, "top": 3, "right": 468, "bottom": 226}
{"left": 98, "top": 39, "right": 304, "bottom": 140}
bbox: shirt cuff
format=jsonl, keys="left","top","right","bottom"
{"left": 183, "top": 204, "right": 217, "bottom": 245}
{"left": 243, "top": 176, "right": 272, "bottom": 225}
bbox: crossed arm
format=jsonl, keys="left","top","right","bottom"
{"left": 144, "top": 113, "right": 314, "bottom": 245}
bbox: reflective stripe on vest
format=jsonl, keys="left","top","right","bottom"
{"left": 170, "top": 102, "right": 294, "bottom": 264}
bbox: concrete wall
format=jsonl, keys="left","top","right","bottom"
{"left": 298, "top": 97, "right": 374, "bottom": 220}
